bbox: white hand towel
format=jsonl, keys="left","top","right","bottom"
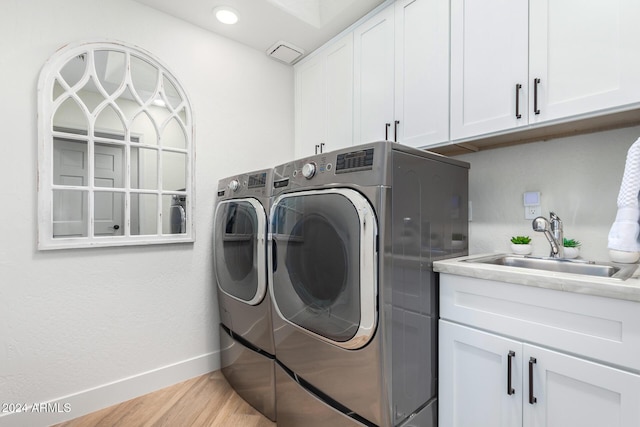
{"left": 608, "top": 137, "right": 640, "bottom": 255}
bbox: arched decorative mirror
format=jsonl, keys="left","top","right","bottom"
{"left": 38, "top": 40, "right": 194, "bottom": 249}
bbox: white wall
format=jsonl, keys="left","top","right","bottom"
{"left": 455, "top": 125, "right": 640, "bottom": 262}
{"left": 0, "top": 0, "right": 293, "bottom": 425}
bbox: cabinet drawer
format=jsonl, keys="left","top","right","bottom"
{"left": 440, "top": 274, "right": 640, "bottom": 372}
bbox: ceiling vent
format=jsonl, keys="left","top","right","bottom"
{"left": 267, "top": 41, "right": 305, "bottom": 65}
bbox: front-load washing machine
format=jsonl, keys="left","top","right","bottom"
{"left": 269, "top": 141, "right": 469, "bottom": 427}
{"left": 213, "top": 169, "right": 275, "bottom": 421}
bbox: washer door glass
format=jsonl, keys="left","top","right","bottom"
{"left": 214, "top": 199, "right": 267, "bottom": 305}
{"left": 270, "top": 189, "right": 377, "bottom": 348}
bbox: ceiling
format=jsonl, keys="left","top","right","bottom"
{"left": 133, "top": 0, "right": 386, "bottom": 63}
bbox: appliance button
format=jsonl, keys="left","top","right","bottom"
{"left": 228, "top": 179, "right": 240, "bottom": 191}
{"left": 302, "top": 162, "right": 316, "bottom": 179}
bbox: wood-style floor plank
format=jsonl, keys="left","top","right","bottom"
{"left": 54, "top": 371, "right": 276, "bottom": 427}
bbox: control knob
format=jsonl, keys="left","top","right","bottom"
{"left": 301, "top": 162, "right": 316, "bottom": 179}
{"left": 228, "top": 179, "right": 240, "bottom": 191}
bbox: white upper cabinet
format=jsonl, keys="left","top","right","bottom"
{"left": 295, "top": 54, "right": 326, "bottom": 158}
{"left": 353, "top": 4, "right": 396, "bottom": 144}
{"left": 450, "top": 0, "right": 529, "bottom": 140}
{"left": 394, "top": 0, "right": 450, "bottom": 147}
{"left": 298, "top": 0, "right": 640, "bottom": 154}
{"left": 353, "top": 0, "right": 450, "bottom": 148}
{"left": 294, "top": 33, "right": 354, "bottom": 158}
{"left": 451, "top": 0, "right": 640, "bottom": 142}
{"left": 325, "top": 36, "right": 354, "bottom": 152}
{"left": 529, "top": 0, "right": 640, "bottom": 124}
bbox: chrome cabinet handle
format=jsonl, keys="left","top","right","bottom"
{"left": 394, "top": 120, "right": 400, "bottom": 142}
{"left": 507, "top": 351, "right": 516, "bottom": 395}
{"left": 534, "top": 78, "right": 541, "bottom": 115}
{"left": 515, "top": 84, "right": 522, "bottom": 119}
{"left": 385, "top": 123, "right": 391, "bottom": 140}
{"left": 529, "top": 357, "right": 537, "bottom": 404}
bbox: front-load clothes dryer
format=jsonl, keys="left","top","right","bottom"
{"left": 213, "top": 169, "right": 275, "bottom": 421}
{"left": 269, "top": 141, "right": 469, "bottom": 427}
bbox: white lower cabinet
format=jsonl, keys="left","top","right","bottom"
{"left": 523, "top": 344, "right": 640, "bottom": 427}
{"left": 439, "top": 321, "right": 521, "bottom": 427}
{"left": 440, "top": 321, "right": 640, "bottom": 427}
{"left": 439, "top": 274, "right": 640, "bottom": 427}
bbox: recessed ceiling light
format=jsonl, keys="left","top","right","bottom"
{"left": 214, "top": 6, "right": 239, "bottom": 25}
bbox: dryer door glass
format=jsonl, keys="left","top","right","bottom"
{"left": 271, "top": 189, "right": 377, "bottom": 348}
{"left": 214, "top": 199, "right": 267, "bottom": 304}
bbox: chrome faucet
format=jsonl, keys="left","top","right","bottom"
{"left": 532, "top": 212, "right": 564, "bottom": 258}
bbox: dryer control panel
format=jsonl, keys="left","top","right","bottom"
{"left": 271, "top": 141, "right": 391, "bottom": 196}
{"left": 335, "top": 148, "right": 374, "bottom": 174}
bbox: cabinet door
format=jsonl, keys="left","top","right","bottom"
{"left": 523, "top": 344, "right": 640, "bottom": 427}
{"left": 394, "top": 0, "right": 449, "bottom": 148}
{"left": 294, "top": 35, "right": 354, "bottom": 158}
{"left": 440, "top": 320, "right": 523, "bottom": 427}
{"left": 295, "top": 54, "right": 326, "bottom": 158}
{"left": 529, "top": 0, "right": 640, "bottom": 124}
{"left": 353, "top": 4, "right": 395, "bottom": 144}
{"left": 450, "top": 0, "right": 529, "bottom": 140}
{"left": 325, "top": 34, "right": 354, "bottom": 153}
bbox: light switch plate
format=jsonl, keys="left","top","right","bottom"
{"left": 523, "top": 191, "right": 541, "bottom": 206}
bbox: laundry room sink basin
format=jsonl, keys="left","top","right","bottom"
{"left": 464, "top": 255, "right": 637, "bottom": 280}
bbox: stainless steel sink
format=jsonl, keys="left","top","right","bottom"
{"left": 465, "top": 255, "right": 638, "bottom": 280}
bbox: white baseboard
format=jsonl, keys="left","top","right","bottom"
{"left": 0, "top": 351, "right": 220, "bottom": 427}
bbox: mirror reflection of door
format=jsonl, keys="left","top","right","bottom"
{"left": 53, "top": 138, "right": 124, "bottom": 237}
{"left": 94, "top": 143, "right": 124, "bottom": 235}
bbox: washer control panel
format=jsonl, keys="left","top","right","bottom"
{"left": 247, "top": 172, "right": 267, "bottom": 189}
{"left": 217, "top": 170, "right": 271, "bottom": 199}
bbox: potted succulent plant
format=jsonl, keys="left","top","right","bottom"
{"left": 510, "top": 235, "right": 532, "bottom": 255}
{"left": 563, "top": 238, "right": 581, "bottom": 259}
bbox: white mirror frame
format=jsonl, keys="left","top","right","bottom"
{"left": 37, "top": 40, "right": 195, "bottom": 250}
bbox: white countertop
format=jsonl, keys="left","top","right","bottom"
{"left": 434, "top": 253, "right": 640, "bottom": 303}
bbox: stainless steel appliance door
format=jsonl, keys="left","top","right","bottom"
{"left": 269, "top": 188, "right": 378, "bottom": 349}
{"left": 213, "top": 198, "right": 267, "bottom": 305}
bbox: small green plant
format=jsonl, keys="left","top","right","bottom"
{"left": 563, "top": 238, "right": 581, "bottom": 248}
{"left": 511, "top": 235, "right": 532, "bottom": 245}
